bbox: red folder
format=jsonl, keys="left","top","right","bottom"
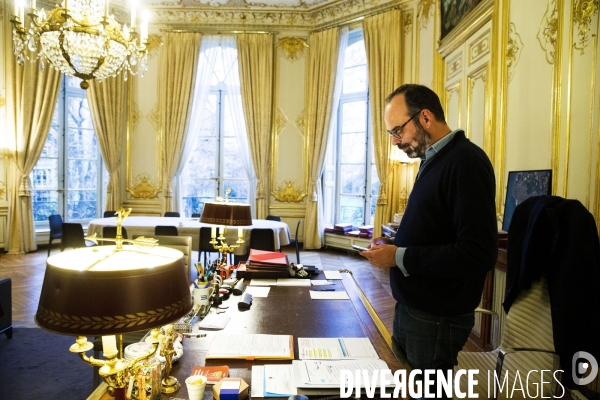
{"left": 248, "top": 249, "right": 288, "bottom": 266}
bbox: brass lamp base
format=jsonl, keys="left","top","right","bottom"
{"left": 162, "top": 376, "right": 181, "bottom": 393}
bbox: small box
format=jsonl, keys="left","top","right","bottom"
{"left": 213, "top": 378, "right": 249, "bottom": 400}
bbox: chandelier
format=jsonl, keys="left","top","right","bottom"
{"left": 11, "top": 0, "right": 150, "bottom": 89}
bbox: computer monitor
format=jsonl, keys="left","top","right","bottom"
{"left": 502, "top": 169, "right": 552, "bottom": 232}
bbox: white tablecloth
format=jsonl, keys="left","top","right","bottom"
{"left": 87, "top": 217, "right": 291, "bottom": 255}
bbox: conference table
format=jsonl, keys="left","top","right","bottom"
{"left": 87, "top": 272, "right": 405, "bottom": 400}
{"left": 87, "top": 217, "right": 291, "bottom": 255}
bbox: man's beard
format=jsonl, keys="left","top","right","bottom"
{"left": 397, "top": 121, "right": 431, "bottom": 158}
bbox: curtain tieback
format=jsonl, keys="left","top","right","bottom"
{"left": 256, "top": 180, "right": 265, "bottom": 199}
{"left": 376, "top": 186, "right": 387, "bottom": 205}
{"left": 310, "top": 181, "right": 318, "bottom": 202}
{"left": 18, "top": 176, "right": 31, "bottom": 197}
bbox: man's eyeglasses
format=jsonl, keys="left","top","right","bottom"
{"left": 388, "top": 111, "right": 421, "bottom": 139}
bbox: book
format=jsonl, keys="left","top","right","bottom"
{"left": 206, "top": 334, "right": 294, "bottom": 360}
{"left": 190, "top": 365, "right": 229, "bottom": 385}
{"left": 358, "top": 225, "right": 374, "bottom": 233}
{"left": 334, "top": 223, "right": 354, "bottom": 233}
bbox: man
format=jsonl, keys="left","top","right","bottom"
{"left": 361, "top": 84, "right": 497, "bottom": 398}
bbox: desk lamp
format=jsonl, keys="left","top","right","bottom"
{"left": 35, "top": 209, "right": 193, "bottom": 399}
{"left": 200, "top": 189, "right": 253, "bottom": 265}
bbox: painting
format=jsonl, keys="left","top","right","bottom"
{"left": 502, "top": 170, "right": 552, "bottom": 232}
{"left": 441, "top": 0, "right": 484, "bottom": 39}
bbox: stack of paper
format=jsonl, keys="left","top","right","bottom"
{"left": 247, "top": 249, "right": 289, "bottom": 272}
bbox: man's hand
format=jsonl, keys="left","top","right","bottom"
{"left": 359, "top": 237, "right": 397, "bottom": 268}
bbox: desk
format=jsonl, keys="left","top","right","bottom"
{"left": 88, "top": 272, "right": 404, "bottom": 399}
{"left": 87, "top": 217, "right": 291, "bottom": 255}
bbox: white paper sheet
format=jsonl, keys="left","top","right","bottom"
{"left": 249, "top": 279, "right": 277, "bottom": 286}
{"left": 264, "top": 364, "right": 298, "bottom": 396}
{"left": 323, "top": 270, "right": 343, "bottom": 280}
{"left": 245, "top": 286, "right": 271, "bottom": 298}
{"left": 292, "top": 359, "right": 392, "bottom": 388}
{"left": 298, "top": 338, "right": 379, "bottom": 359}
{"left": 206, "top": 334, "right": 292, "bottom": 358}
{"left": 197, "top": 313, "right": 231, "bottom": 330}
{"left": 310, "top": 280, "right": 335, "bottom": 286}
{"left": 309, "top": 290, "right": 349, "bottom": 300}
{"left": 276, "top": 279, "right": 311, "bottom": 287}
{"left": 251, "top": 366, "right": 265, "bottom": 397}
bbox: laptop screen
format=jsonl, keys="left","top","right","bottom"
{"left": 502, "top": 169, "right": 552, "bottom": 232}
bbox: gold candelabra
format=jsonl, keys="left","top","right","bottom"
{"left": 85, "top": 207, "right": 158, "bottom": 249}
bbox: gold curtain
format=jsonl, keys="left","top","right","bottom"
{"left": 237, "top": 33, "right": 274, "bottom": 219}
{"left": 363, "top": 9, "right": 403, "bottom": 237}
{"left": 5, "top": 44, "right": 62, "bottom": 254}
{"left": 87, "top": 73, "right": 126, "bottom": 211}
{"left": 304, "top": 28, "right": 339, "bottom": 249}
{"left": 159, "top": 31, "right": 202, "bottom": 212}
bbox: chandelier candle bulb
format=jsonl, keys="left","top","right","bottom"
{"left": 103, "top": 0, "right": 108, "bottom": 18}
{"left": 30, "top": 0, "right": 35, "bottom": 11}
{"left": 130, "top": 0, "right": 136, "bottom": 28}
{"left": 102, "top": 335, "right": 118, "bottom": 357}
{"left": 14, "top": 0, "right": 18, "bottom": 19}
{"left": 211, "top": 226, "right": 216, "bottom": 239}
{"left": 238, "top": 227, "right": 243, "bottom": 238}
{"left": 219, "top": 226, "right": 224, "bottom": 235}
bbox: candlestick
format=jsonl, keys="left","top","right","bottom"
{"left": 14, "top": 0, "right": 18, "bottom": 17}
{"left": 238, "top": 227, "right": 243, "bottom": 238}
{"left": 219, "top": 226, "right": 224, "bottom": 235}
{"left": 104, "top": 0, "right": 109, "bottom": 18}
{"left": 211, "top": 226, "right": 216, "bottom": 238}
{"left": 130, "top": 0, "right": 136, "bottom": 28}
{"left": 102, "top": 335, "right": 118, "bottom": 357}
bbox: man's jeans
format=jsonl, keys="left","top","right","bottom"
{"left": 393, "top": 303, "right": 474, "bottom": 399}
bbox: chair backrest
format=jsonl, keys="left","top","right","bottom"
{"left": 249, "top": 228, "right": 276, "bottom": 252}
{"left": 48, "top": 215, "right": 63, "bottom": 239}
{"left": 199, "top": 227, "right": 216, "bottom": 252}
{"left": 293, "top": 220, "right": 301, "bottom": 242}
{"left": 164, "top": 212, "right": 180, "bottom": 218}
{"left": 61, "top": 223, "right": 86, "bottom": 250}
{"left": 154, "top": 235, "right": 193, "bottom": 281}
{"left": 266, "top": 215, "right": 281, "bottom": 222}
{"left": 155, "top": 225, "right": 178, "bottom": 236}
{"left": 191, "top": 213, "right": 201, "bottom": 218}
{"left": 103, "top": 211, "right": 116, "bottom": 218}
{"left": 102, "top": 226, "right": 128, "bottom": 244}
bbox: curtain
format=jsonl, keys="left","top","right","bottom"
{"left": 303, "top": 28, "right": 340, "bottom": 249}
{"left": 5, "top": 43, "right": 62, "bottom": 254}
{"left": 159, "top": 31, "right": 201, "bottom": 212}
{"left": 237, "top": 33, "right": 274, "bottom": 219}
{"left": 87, "top": 73, "right": 126, "bottom": 211}
{"left": 363, "top": 10, "right": 403, "bottom": 237}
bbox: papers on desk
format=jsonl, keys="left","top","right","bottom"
{"left": 323, "top": 270, "right": 343, "bottom": 280}
{"left": 293, "top": 359, "right": 392, "bottom": 389}
{"left": 245, "top": 286, "right": 270, "bottom": 298}
{"left": 310, "top": 280, "right": 335, "bottom": 286}
{"left": 298, "top": 338, "right": 379, "bottom": 359}
{"left": 249, "top": 279, "right": 277, "bottom": 286}
{"left": 277, "top": 279, "right": 311, "bottom": 287}
{"left": 206, "top": 334, "right": 294, "bottom": 360}
{"left": 251, "top": 365, "right": 298, "bottom": 397}
{"left": 197, "top": 313, "right": 231, "bottom": 330}
{"left": 309, "top": 290, "right": 349, "bottom": 300}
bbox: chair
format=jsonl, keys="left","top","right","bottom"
{"left": 155, "top": 225, "right": 178, "bottom": 236}
{"left": 103, "top": 211, "right": 116, "bottom": 218}
{"left": 153, "top": 235, "right": 193, "bottom": 281}
{"left": 454, "top": 278, "right": 559, "bottom": 399}
{"left": 61, "top": 223, "right": 95, "bottom": 251}
{"left": 0, "top": 278, "right": 12, "bottom": 339}
{"left": 101, "top": 226, "right": 128, "bottom": 245}
{"left": 266, "top": 215, "right": 281, "bottom": 222}
{"left": 164, "top": 212, "right": 180, "bottom": 217}
{"left": 191, "top": 213, "right": 201, "bottom": 218}
{"left": 249, "top": 228, "right": 276, "bottom": 252}
{"left": 198, "top": 227, "right": 220, "bottom": 266}
{"left": 47, "top": 214, "right": 63, "bottom": 256}
{"left": 287, "top": 220, "right": 301, "bottom": 264}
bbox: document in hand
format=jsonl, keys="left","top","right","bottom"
{"left": 206, "top": 334, "right": 294, "bottom": 360}
{"left": 292, "top": 359, "right": 392, "bottom": 389}
{"left": 298, "top": 338, "right": 379, "bottom": 359}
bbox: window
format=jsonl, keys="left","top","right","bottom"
{"left": 324, "top": 29, "right": 379, "bottom": 228}
{"left": 180, "top": 42, "right": 250, "bottom": 217}
{"left": 31, "top": 76, "right": 105, "bottom": 225}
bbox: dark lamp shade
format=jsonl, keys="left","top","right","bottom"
{"left": 200, "top": 202, "right": 252, "bottom": 226}
{"left": 35, "top": 246, "right": 193, "bottom": 336}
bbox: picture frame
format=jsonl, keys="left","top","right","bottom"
{"left": 502, "top": 169, "right": 552, "bottom": 232}
{"left": 441, "top": 0, "right": 484, "bottom": 39}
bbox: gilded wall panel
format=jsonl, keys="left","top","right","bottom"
{"left": 506, "top": 22, "right": 523, "bottom": 83}
{"left": 467, "top": 65, "right": 488, "bottom": 154}
{"left": 445, "top": 81, "right": 461, "bottom": 133}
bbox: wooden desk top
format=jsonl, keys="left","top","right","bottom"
{"left": 89, "top": 272, "right": 404, "bottom": 399}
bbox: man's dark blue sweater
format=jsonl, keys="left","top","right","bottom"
{"left": 392, "top": 130, "right": 498, "bottom": 316}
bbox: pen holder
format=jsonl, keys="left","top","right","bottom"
{"left": 193, "top": 286, "right": 214, "bottom": 306}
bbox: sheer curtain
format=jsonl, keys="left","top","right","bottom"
{"left": 176, "top": 36, "right": 255, "bottom": 215}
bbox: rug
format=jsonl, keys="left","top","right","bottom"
{"left": 0, "top": 328, "right": 94, "bottom": 400}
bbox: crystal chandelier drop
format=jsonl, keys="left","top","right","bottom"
{"left": 11, "top": 0, "right": 150, "bottom": 89}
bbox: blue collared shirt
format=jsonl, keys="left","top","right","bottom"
{"left": 395, "top": 129, "right": 459, "bottom": 276}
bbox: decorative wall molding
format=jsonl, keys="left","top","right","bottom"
{"left": 148, "top": 103, "right": 161, "bottom": 132}
{"left": 130, "top": 100, "right": 143, "bottom": 133}
{"left": 573, "top": 0, "right": 599, "bottom": 54}
{"left": 537, "top": 0, "right": 559, "bottom": 64}
{"left": 403, "top": 9, "right": 413, "bottom": 33}
{"left": 418, "top": 0, "right": 435, "bottom": 29}
{"left": 146, "top": 35, "right": 163, "bottom": 59}
{"left": 273, "top": 180, "right": 306, "bottom": 202}
{"left": 469, "top": 31, "right": 489, "bottom": 65}
{"left": 506, "top": 22, "right": 523, "bottom": 83}
{"left": 446, "top": 52, "right": 462, "bottom": 80}
{"left": 293, "top": 108, "right": 306, "bottom": 135}
{"left": 0, "top": 181, "right": 5, "bottom": 200}
{"left": 275, "top": 107, "right": 288, "bottom": 135}
{"left": 127, "top": 174, "right": 162, "bottom": 199}
{"left": 276, "top": 37, "right": 309, "bottom": 61}
{"left": 0, "top": 96, "right": 5, "bottom": 107}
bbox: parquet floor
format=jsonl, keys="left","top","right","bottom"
{"left": 0, "top": 245, "right": 396, "bottom": 332}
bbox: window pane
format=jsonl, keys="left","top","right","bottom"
{"left": 341, "top": 101, "right": 367, "bottom": 133}
{"left": 341, "top": 133, "right": 366, "bottom": 163}
{"left": 68, "top": 129, "right": 97, "bottom": 159}
{"left": 68, "top": 160, "right": 98, "bottom": 189}
{"left": 340, "top": 195, "right": 364, "bottom": 226}
{"left": 340, "top": 164, "right": 365, "bottom": 195}
{"left": 67, "top": 97, "right": 94, "bottom": 129}
{"left": 223, "top": 137, "right": 245, "bottom": 179}
{"left": 343, "top": 65, "right": 367, "bottom": 94}
{"left": 31, "top": 158, "right": 59, "bottom": 189}
{"left": 41, "top": 125, "right": 60, "bottom": 158}
{"left": 68, "top": 190, "right": 97, "bottom": 219}
{"left": 223, "top": 180, "right": 249, "bottom": 203}
{"left": 32, "top": 191, "right": 58, "bottom": 221}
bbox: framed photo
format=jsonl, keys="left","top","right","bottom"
{"left": 441, "top": 0, "right": 484, "bottom": 39}
{"left": 502, "top": 169, "right": 552, "bottom": 232}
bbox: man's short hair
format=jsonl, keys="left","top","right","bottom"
{"left": 386, "top": 84, "right": 446, "bottom": 123}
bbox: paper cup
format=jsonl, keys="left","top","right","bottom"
{"left": 185, "top": 375, "right": 207, "bottom": 400}
{"left": 193, "top": 286, "right": 213, "bottom": 306}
